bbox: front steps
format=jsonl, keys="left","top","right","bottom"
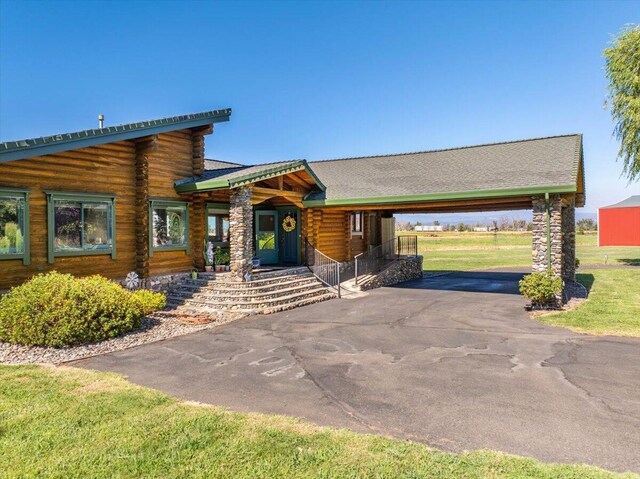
{"left": 166, "top": 267, "right": 336, "bottom": 315}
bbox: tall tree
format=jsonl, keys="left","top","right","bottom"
{"left": 604, "top": 25, "right": 640, "bottom": 182}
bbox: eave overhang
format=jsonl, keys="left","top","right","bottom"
{"left": 175, "top": 160, "right": 326, "bottom": 193}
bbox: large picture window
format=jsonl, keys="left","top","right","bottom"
{"left": 47, "top": 192, "right": 115, "bottom": 263}
{"left": 149, "top": 200, "right": 190, "bottom": 254}
{"left": 0, "top": 189, "right": 30, "bottom": 265}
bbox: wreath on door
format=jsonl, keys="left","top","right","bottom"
{"left": 282, "top": 215, "right": 296, "bottom": 233}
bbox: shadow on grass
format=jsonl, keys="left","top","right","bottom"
{"left": 619, "top": 258, "right": 640, "bottom": 266}
{"left": 576, "top": 273, "right": 595, "bottom": 294}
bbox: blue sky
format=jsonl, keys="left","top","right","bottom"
{"left": 1, "top": 0, "right": 638, "bottom": 215}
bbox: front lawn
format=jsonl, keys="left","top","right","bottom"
{"left": 537, "top": 269, "right": 640, "bottom": 337}
{"left": 0, "top": 366, "right": 631, "bottom": 478}
{"left": 400, "top": 231, "right": 640, "bottom": 272}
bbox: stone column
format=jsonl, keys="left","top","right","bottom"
{"left": 230, "top": 186, "right": 253, "bottom": 281}
{"left": 531, "top": 194, "right": 562, "bottom": 277}
{"left": 561, "top": 197, "right": 576, "bottom": 282}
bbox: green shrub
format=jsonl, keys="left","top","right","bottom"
{"left": 518, "top": 272, "right": 562, "bottom": 307}
{"left": 0, "top": 272, "right": 164, "bottom": 347}
{"left": 132, "top": 289, "right": 167, "bottom": 315}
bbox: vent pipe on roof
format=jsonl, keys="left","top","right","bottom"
{"left": 98, "top": 114, "right": 104, "bottom": 128}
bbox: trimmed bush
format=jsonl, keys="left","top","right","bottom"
{"left": 518, "top": 272, "right": 562, "bottom": 308}
{"left": 0, "top": 272, "right": 166, "bottom": 347}
{"left": 132, "top": 289, "right": 167, "bottom": 315}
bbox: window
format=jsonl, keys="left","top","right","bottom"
{"left": 207, "top": 213, "right": 230, "bottom": 243}
{"left": 149, "top": 200, "right": 189, "bottom": 255}
{"left": 351, "top": 211, "right": 363, "bottom": 236}
{"left": 47, "top": 192, "right": 115, "bottom": 263}
{"left": 0, "top": 189, "right": 29, "bottom": 265}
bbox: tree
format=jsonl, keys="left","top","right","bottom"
{"left": 577, "top": 218, "right": 597, "bottom": 233}
{"left": 433, "top": 220, "right": 440, "bottom": 226}
{"left": 604, "top": 25, "right": 640, "bottom": 182}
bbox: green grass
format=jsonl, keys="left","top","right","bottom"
{"left": 537, "top": 269, "right": 640, "bottom": 337}
{"left": 1, "top": 365, "right": 633, "bottom": 479}
{"left": 397, "top": 231, "right": 640, "bottom": 272}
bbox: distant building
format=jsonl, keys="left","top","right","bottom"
{"left": 472, "top": 226, "right": 488, "bottom": 232}
{"left": 415, "top": 225, "right": 444, "bottom": 232}
{"left": 598, "top": 196, "right": 640, "bottom": 246}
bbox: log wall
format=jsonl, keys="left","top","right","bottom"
{"left": 0, "top": 128, "right": 210, "bottom": 290}
{"left": 0, "top": 141, "right": 137, "bottom": 289}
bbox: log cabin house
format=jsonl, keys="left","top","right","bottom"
{"left": 0, "top": 109, "right": 585, "bottom": 299}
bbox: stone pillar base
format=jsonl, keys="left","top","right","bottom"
{"left": 230, "top": 187, "right": 254, "bottom": 281}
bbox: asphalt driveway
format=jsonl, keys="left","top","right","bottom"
{"left": 73, "top": 271, "right": 640, "bottom": 472}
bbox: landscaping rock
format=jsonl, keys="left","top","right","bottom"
{"left": 0, "top": 310, "right": 246, "bottom": 365}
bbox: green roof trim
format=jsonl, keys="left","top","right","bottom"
{"left": 302, "top": 184, "right": 578, "bottom": 208}
{"left": 0, "top": 109, "right": 232, "bottom": 163}
{"left": 175, "top": 160, "right": 326, "bottom": 193}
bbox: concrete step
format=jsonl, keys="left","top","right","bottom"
{"left": 181, "top": 282, "right": 327, "bottom": 302}
{"left": 182, "top": 272, "right": 315, "bottom": 289}
{"left": 174, "top": 291, "right": 336, "bottom": 315}
{"left": 182, "top": 286, "right": 330, "bottom": 309}
{"left": 171, "top": 277, "right": 318, "bottom": 296}
{"left": 175, "top": 276, "right": 319, "bottom": 294}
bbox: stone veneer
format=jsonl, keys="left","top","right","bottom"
{"left": 360, "top": 256, "right": 423, "bottom": 291}
{"left": 115, "top": 272, "right": 191, "bottom": 293}
{"left": 561, "top": 197, "right": 576, "bottom": 281}
{"left": 532, "top": 194, "right": 563, "bottom": 277}
{"left": 229, "top": 186, "right": 254, "bottom": 281}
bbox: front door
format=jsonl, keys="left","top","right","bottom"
{"left": 278, "top": 209, "right": 299, "bottom": 264}
{"left": 255, "top": 210, "right": 278, "bottom": 264}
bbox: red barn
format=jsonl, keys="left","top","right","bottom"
{"left": 598, "top": 195, "right": 640, "bottom": 246}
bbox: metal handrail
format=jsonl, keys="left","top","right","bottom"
{"left": 397, "top": 234, "right": 418, "bottom": 257}
{"left": 354, "top": 235, "right": 418, "bottom": 285}
{"left": 304, "top": 237, "right": 341, "bottom": 298}
{"left": 354, "top": 237, "right": 397, "bottom": 285}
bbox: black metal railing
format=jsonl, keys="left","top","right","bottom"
{"left": 304, "top": 238, "right": 341, "bottom": 298}
{"left": 397, "top": 234, "right": 418, "bottom": 257}
{"left": 354, "top": 235, "right": 418, "bottom": 285}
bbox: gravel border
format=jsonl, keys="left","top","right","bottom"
{"left": 0, "top": 310, "right": 246, "bottom": 365}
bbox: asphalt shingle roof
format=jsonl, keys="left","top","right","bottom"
{"left": 305, "top": 134, "right": 584, "bottom": 202}
{"left": 204, "top": 159, "right": 244, "bottom": 171}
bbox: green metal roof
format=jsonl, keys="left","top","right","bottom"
{"left": 175, "top": 159, "right": 326, "bottom": 193}
{"left": 303, "top": 134, "right": 585, "bottom": 207}
{"left": 0, "top": 109, "right": 232, "bottom": 162}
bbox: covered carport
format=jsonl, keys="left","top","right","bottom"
{"left": 304, "top": 134, "right": 586, "bottom": 289}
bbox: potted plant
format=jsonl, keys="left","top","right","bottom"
{"left": 214, "top": 247, "right": 227, "bottom": 272}
{"left": 204, "top": 240, "right": 214, "bottom": 272}
{"left": 218, "top": 251, "right": 231, "bottom": 271}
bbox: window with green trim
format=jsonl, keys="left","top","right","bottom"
{"left": 150, "top": 200, "right": 190, "bottom": 253}
{"left": 0, "top": 189, "right": 30, "bottom": 264}
{"left": 47, "top": 193, "right": 116, "bottom": 263}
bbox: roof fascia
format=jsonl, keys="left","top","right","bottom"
{"left": 302, "top": 184, "right": 578, "bottom": 208}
